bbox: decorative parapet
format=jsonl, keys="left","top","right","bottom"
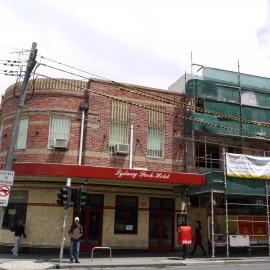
{"left": 5, "top": 78, "right": 87, "bottom": 96}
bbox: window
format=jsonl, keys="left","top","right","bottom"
{"left": 2, "top": 191, "right": 28, "bottom": 229}
{"left": 48, "top": 116, "right": 71, "bottom": 148}
{"left": 3, "top": 203, "right": 27, "bottom": 229}
{"left": 114, "top": 196, "right": 138, "bottom": 234}
{"left": 109, "top": 100, "right": 129, "bottom": 149}
{"left": 147, "top": 128, "right": 164, "bottom": 158}
{"left": 147, "top": 107, "right": 165, "bottom": 158}
{"left": 109, "top": 124, "right": 129, "bottom": 146}
{"left": 149, "top": 197, "right": 174, "bottom": 211}
{"left": 196, "top": 142, "right": 220, "bottom": 168}
{"left": 16, "top": 117, "right": 29, "bottom": 149}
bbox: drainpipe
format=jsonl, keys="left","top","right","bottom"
{"left": 78, "top": 103, "right": 89, "bottom": 165}
{"left": 129, "top": 124, "right": 134, "bottom": 169}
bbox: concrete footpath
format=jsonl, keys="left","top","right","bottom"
{"left": 0, "top": 253, "right": 270, "bottom": 270}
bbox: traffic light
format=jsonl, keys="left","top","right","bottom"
{"left": 57, "top": 187, "right": 71, "bottom": 209}
{"left": 75, "top": 186, "right": 88, "bottom": 211}
{"left": 80, "top": 187, "right": 87, "bottom": 207}
{"left": 71, "top": 188, "right": 77, "bottom": 204}
{"left": 57, "top": 192, "right": 63, "bottom": 206}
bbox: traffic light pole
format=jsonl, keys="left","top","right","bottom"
{"left": 59, "top": 207, "right": 68, "bottom": 264}
{"left": 59, "top": 178, "right": 71, "bottom": 265}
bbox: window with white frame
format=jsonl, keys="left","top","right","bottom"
{"left": 109, "top": 100, "right": 129, "bottom": 149}
{"left": 147, "top": 107, "right": 165, "bottom": 158}
{"left": 16, "top": 117, "right": 29, "bottom": 150}
{"left": 48, "top": 116, "right": 71, "bottom": 148}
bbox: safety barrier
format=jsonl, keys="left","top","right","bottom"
{"left": 91, "top": 246, "right": 112, "bottom": 262}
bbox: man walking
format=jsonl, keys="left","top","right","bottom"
{"left": 190, "top": 220, "right": 206, "bottom": 256}
{"left": 68, "top": 217, "right": 83, "bottom": 263}
{"left": 11, "top": 219, "right": 26, "bottom": 256}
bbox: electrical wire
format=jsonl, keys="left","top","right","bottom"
{"left": 40, "top": 55, "right": 110, "bottom": 81}
{"left": 32, "top": 73, "right": 270, "bottom": 140}
{"left": 39, "top": 57, "right": 270, "bottom": 129}
{"left": 39, "top": 62, "right": 89, "bottom": 81}
{"left": 7, "top": 54, "right": 270, "bottom": 141}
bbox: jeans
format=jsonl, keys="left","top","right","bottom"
{"left": 70, "top": 239, "right": 80, "bottom": 262}
{"left": 190, "top": 241, "right": 206, "bottom": 255}
{"left": 12, "top": 236, "right": 22, "bottom": 255}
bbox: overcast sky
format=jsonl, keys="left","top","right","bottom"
{"left": 0, "top": 0, "right": 270, "bottom": 94}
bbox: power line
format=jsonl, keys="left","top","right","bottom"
{"left": 32, "top": 73, "right": 270, "bottom": 140}
{"left": 40, "top": 55, "right": 110, "bottom": 81}
{"left": 39, "top": 62, "right": 89, "bottom": 80}
{"left": 38, "top": 57, "right": 270, "bottom": 130}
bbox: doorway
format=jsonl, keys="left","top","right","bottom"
{"left": 149, "top": 198, "right": 175, "bottom": 252}
{"left": 79, "top": 194, "right": 103, "bottom": 252}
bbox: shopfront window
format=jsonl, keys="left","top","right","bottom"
{"left": 3, "top": 203, "right": 27, "bottom": 229}
{"left": 114, "top": 196, "right": 138, "bottom": 234}
{"left": 2, "top": 190, "right": 28, "bottom": 229}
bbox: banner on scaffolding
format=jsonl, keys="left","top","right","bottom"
{"left": 226, "top": 153, "right": 270, "bottom": 179}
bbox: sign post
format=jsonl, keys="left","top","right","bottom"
{"left": 0, "top": 170, "right": 14, "bottom": 228}
{"left": 0, "top": 184, "right": 11, "bottom": 207}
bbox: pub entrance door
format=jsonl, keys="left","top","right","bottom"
{"left": 78, "top": 194, "right": 103, "bottom": 252}
{"left": 149, "top": 198, "right": 175, "bottom": 252}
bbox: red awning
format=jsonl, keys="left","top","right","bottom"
{"left": 12, "top": 163, "right": 205, "bottom": 186}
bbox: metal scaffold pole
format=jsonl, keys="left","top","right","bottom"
{"left": 265, "top": 179, "right": 270, "bottom": 256}
{"left": 223, "top": 147, "right": 229, "bottom": 257}
{"left": 210, "top": 155, "right": 215, "bottom": 259}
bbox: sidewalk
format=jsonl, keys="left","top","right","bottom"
{"left": 1, "top": 253, "right": 270, "bottom": 270}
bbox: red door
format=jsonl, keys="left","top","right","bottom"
{"left": 149, "top": 211, "right": 174, "bottom": 252}
{"left": 80, "top": 208, "right": 103, "bottom": 252}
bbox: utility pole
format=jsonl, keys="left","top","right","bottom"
{"left": 0, "top": 42, "right": 37, "bottom": 227}
{"left": 5, "top": 42, "right": 37, "bottom": 170}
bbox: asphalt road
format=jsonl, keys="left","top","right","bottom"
{"left": 67, "top": 263, "right": 270, "bottom": 270}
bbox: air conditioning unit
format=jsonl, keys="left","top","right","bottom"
{"left": 133, "top": 167, "right": 148, "bottom": 171}
{"left": 113, "top": 144, "right": 129, "bottom": 155}
{"left": 53, "top": 138, "right": 69, "bottom": 149}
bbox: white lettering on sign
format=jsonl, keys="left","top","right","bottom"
{"left": 182, "top": 240, "right": 192, "bottom": 244}
{"left": 0, "top": 170, "right": 15, "bottom": 185}
{"left": 115, "top": 169, "right": 171, "bottom": 181}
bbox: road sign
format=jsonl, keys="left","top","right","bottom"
{"left": 0, "top": 184, "right": 10, "bottom": 207}
{"left": 0, "top": 170, "right": 14, "bottom": 185}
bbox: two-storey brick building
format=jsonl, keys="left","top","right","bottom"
{"left": 0, "top": 78, "right": 204, "bottom": 253}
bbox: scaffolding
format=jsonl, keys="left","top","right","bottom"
{"left": 185, "top": 65, "right": 270, "bottom": 258}
{"left": 194, "top": 148, "right": 270, "bottom": 259}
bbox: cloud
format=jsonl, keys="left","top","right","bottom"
{"left": 0, "top": 0, "right": 270, "bottom": 93}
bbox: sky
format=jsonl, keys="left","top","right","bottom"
{"left": 0, "top": 0, "right": 270, "bottom": 94}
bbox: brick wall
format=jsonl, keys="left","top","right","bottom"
{"left": 0, "top": 78, "right": 185, "bottom": 172}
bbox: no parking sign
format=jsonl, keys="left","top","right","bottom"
{"left": 0, "top": 184, "right": 10, "bottom": 207}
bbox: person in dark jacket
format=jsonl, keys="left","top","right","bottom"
{"left": 190, "top": 220, "right": 206, "bottom": 255}
{"left": 11, "top": 219, "right": 26, "bottom": 256}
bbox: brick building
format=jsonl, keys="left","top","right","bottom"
{"left": 0, "top": 78, "right": 204, "bottom": 253}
